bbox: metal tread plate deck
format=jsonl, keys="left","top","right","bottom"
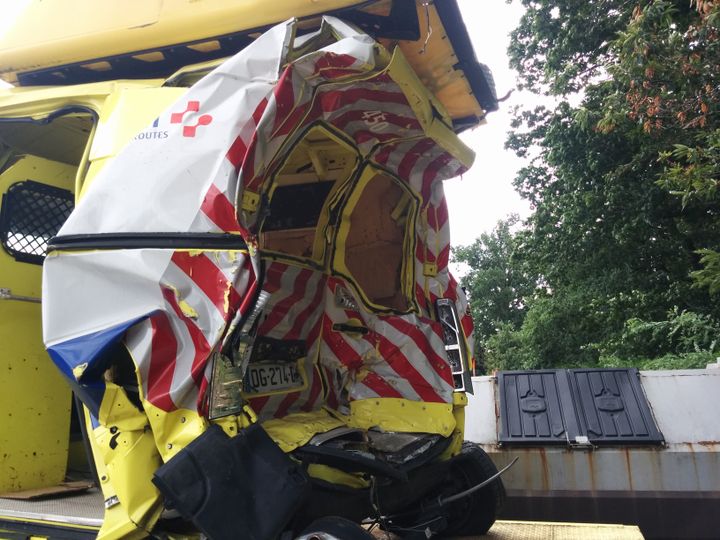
{"left": 375, "top": 520, "right": 644, "bottom": 539}
{"left": 477, "top": 520, "right": 644, "bottom": 540}
{"left": 0, "top": 488, "right": 103, "bottom": 527}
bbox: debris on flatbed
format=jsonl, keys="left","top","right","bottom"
{"left": 0, "top": 480, "right": 94, "bottom": 500}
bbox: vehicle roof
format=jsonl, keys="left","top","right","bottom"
{"left": 0, "top": 0, "right": 496, "bottom": 131}
{"left": 0, "top": 80, "right": 162, "bottom": 118}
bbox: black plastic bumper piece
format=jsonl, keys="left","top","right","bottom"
{"left": 152, "top": 423, "right": 310, "bottom": 540}
{"left": 293, "top": 445, "right": 408, "bottom": 482}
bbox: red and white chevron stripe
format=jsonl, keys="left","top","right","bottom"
{"left": 95, "top": 21, "right": 474, "bottom": 421}
{"left": 125, "top": 251, "right": 254, "bottom": 412}
{"left": 223, "top": 44, "right": 475, "bottom": 421}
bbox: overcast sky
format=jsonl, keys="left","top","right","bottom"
{"left": 449, "top": 0, "right": 531, "bottom": 248}
{"left": 0, "top": 0, "right": 530, "bottom": 249}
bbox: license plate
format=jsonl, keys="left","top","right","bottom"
{"left": 243, "top": 362, "right": 303, "bottom": 394}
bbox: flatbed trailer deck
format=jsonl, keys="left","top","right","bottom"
{"left": 0, "top": 491, "right": 102, "bottom": 539}
{"left": 481, "top": 520, "right": 643, "bottom": 539}
{"left": 0, "top": 493, "right": 644, "bottom": 539}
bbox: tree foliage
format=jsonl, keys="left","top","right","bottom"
{"left": 460, "top": 0, "right": 720, "bottom": 372}
{"left": 601, "top": 0, "right": 720, "bottom": 289}
{"left": 453, "top": 216, "right": 534, "bottom": 370}
{"left": 508, "top": 0, "right": 635, "bottom": 94}
{"left": 453, "top": 216, "right": 531, "bottom": 336}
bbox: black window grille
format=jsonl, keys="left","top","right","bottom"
{"left": 0, "top": 180, "right": 74, "bottom": 264}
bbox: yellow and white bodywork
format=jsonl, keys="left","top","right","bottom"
{"left": 0, "top": 2, "right": 498, "bottom": 538}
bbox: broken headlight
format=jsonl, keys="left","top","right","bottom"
{"left": 435, "top": 298, "right": 472, "bottom": 393}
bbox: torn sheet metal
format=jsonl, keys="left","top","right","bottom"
{"left": 41, "top": 20, "right": 300, "bottom": 415}
{"left": 40, "top": 16, "right": 482, "bottom": 534}
{"left": 43, "top": 16, "right": 474, "bottom": 422}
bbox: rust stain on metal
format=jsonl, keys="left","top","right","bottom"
{"left": 622, "top": 448, "right": 634, "bottom": 490}
{"left": 684, "top": 442, "right": 701, "bottom": 488}
{"left": 538, "top": 448, "right": 550, "bottom": 491}
{"left": 696, "top": 440, "right": 719, "bottom": 449}
{"left": 507, "top": 448, "right": 545, "bottom": 491}
{"left": 585, "top": 450, "right": 597, "bottom": 492}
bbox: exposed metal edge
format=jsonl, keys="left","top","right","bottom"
{"left": 433, "top": 0, "right": 498, "bottom": 114}
{"left": 0, "top": 509, "right": 103, "bottom": 528}
{"left": 641, "top": 368, "right": 720, "bottom": 377}
{"left": 11, "top": 1, "right": 389, "bottom": 87}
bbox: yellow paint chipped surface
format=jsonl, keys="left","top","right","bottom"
{"left": 72, "top": 363, "right": 88, "bottom": 380}
{"left": 223, "top": 284, "right": 232, "bottom": 315}
{"left": 178, "top": 300, "right": 198, "bottom": 319}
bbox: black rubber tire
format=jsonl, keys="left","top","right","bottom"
{"left": 299, "top": 516, "right": 374, "bottom": 540}
{"left": 440, "top": 442, "right": 506, "bottom": 537}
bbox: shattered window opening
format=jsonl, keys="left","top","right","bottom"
{"left": 263, "top": 181, "right": 335, "bottom": 232}
{"left": 260, "top": 125, "right": 359, "bottom": 262}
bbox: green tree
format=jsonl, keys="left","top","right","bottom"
{"left": 464, "top": 0, "right": 720, "bottom": 370}
{"left": 508, "top": 0, "right": 636, "bottom": 94}
{"left": 598, "top": 0, "right": 720, "bottom": 292}
{"left": 453, "top": 216, "right": 535, "bottom": 372}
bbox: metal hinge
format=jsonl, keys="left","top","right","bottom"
{"left": 569, "top": 435, "right": 595, "bottom": 450}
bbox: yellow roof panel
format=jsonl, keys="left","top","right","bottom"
{"left": 0, "top": 1, "right": 497, "bottom": 129}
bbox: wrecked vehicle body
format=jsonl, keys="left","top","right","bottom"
{"left": 0, "top": 2, "right": 502, "bottom": 538}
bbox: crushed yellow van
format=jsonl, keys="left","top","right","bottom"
{"left": 0, "top": 2, "right": 503, "bottom": 539}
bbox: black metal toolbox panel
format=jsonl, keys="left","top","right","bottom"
{"left": 498, "top": 368, "right": 664, "bottom": 446}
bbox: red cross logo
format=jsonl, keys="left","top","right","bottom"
{"left": 170, "top": 100, "right": 213, "bottom": 137}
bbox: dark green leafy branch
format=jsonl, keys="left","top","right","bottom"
{"left": 457, "top": 0, "right": 720, "bottom": 372}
